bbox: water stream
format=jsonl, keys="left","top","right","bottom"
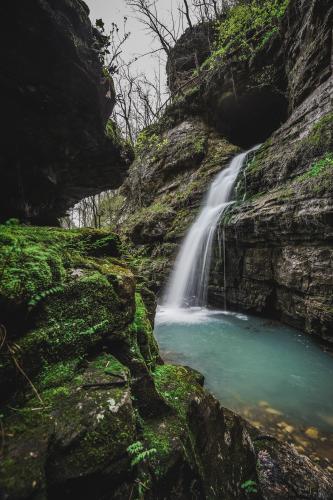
{"left": 164, "top": 146, "right": 259, "bottom": 307}
{"left": 157, "top": 147, "right": 333, "bottom": 470}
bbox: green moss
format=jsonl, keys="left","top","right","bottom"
{"left": 307, "top": 112, "right": 333, "bottom": 148}
{"left": 105, "top": 118, "right": 121, "bottom": 143}
{"left": 240, "top": 111, "right": 333, "bottom": 203}
{"left": 91, "top": 352, "right": 127, "bottom": 376}
{"left": 153, "top": 365, "right": 203, "bottom": 418}
{"left": 36, "top": 358, "right": 83, "bottom": 390}
{"left": 0, "top": 225, "right": 137, "bottom": 404}
{"left": 123, "top": 202, "right": 174, "bottom": 236}
{"left": 0, "top": 227, "right": 66, "bottom": 308}
{"left": 202, "top": 0, "right": 290, "bottom": 69}
{"left": 141, "top": 416, "right": 188, "bottom": 478}
{"left": 194, "top": 136, "right": 207, "bottom": 154}
{"left": 143, "top": 423, "right": 171, "bottom": 456}
{"left": 0, "top": 225, "right": 122, "bottom": 312}
{"left": 86, "top": 234, "right": 120, "bottom": 257}
{"left": 17, "top": 271, "right": 121, "bottom": 366}
{"left": 105, "top": 118, "right": 134, "bottom": 156}
{"left": 130, "top": 293, "right": 159, "bottom": 369}
{"left": 0, "top": 350, "right": 137, "bottom": 497}
{"left": 135, "top": 127, "right": 169, "bottom": 160}
{"left": 296, "top": 153, "right": 333, "bottom": 180}
{"left": 242, "top": 149, "right": 333, "bottom": 205}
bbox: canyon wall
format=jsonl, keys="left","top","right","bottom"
{"left": 118, "top": 0, "right": 333, "bottom": 343}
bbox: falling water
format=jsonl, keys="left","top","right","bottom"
{"left": 164, "top": 146, "right": 260, "bottom": 308}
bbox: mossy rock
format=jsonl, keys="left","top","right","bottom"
{"left": 0, "top": 224, "right": 138, "bottom": 400}
{"left": 0, "top": 225, "right": 121, "bottom": 317}
{"left": 0, "top": 354, "right": 136, "bottom": 499}
{"left": 242, "top": 112, "right": 333, "bottom": 199}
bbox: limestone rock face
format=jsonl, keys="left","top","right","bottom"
{"left": 208, "top": 0, "right": 333, "bottom": 341}
{"left": 166, "top": 21, "right": 216, "bottom": 93}
{"left": 115, "top": 118, "right": 239, "bottom": 290}
{"left": 0, "top": 0, "right": 132, "bottom": 225}
{"left": 116, "top": 0, "right": 333, "bottom": 342}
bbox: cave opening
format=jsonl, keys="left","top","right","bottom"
{"left": 209, "top": 89, "right": 289, "bottom": 149}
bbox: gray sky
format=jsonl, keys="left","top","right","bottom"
{"left": 84, "top": 0, "right": 180, "bottom": 85}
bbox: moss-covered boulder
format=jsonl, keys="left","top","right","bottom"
{"left": 0, "top": 223, "right": 162, "bottom": 497}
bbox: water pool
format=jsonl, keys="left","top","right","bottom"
{"left": 155, "top": 306, "right": 333, "bottom": 469}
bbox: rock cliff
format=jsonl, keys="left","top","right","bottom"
{"left": 116, "top": 0, "right": 333, "bottom": 343}
{"left": 0, "top": 0, "right": 132, "bottom": 225}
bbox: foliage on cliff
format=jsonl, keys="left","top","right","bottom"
{"left": 202, "top": 0, "right": 290, "bottom": 69}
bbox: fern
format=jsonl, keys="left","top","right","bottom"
{"left": 131, "top": 448, "right": 157, "bottom": 467}
{"left": 127, "top": 441, "right": 144, "bottom": 455}
{"left": 127, "top": 441, "right": 157, "bottom": 467}
{"left": 28, "top": 285, "right": 64, "bottom": 309}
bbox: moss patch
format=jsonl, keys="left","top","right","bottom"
{"left": 129, "top": 292, "right": 159, "bottom": 370}
{"left": 153, "top": 365, "right": 204, "bottom": 419}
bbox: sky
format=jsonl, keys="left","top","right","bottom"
{"left": 84, "top": 0, "right": 179, "bottom": 85}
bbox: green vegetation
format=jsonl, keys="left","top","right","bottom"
{"left": 122, "top": 201, "right": 174, "bottom": 237}
{"left": 307, "top": 112, "right": 333, "bottom": 148}
{"left": 135, "top": 127, "right": 169, "bottom": 160}
{"left": 0, "top": 223, "right": 168, "bottom": 497}
{"left": 241, "top": 479, "right": 258, "bottom": 494}
{"left": 0, "top": 224, "right": 121, "bottom": 310}
{"left": 296, "top": 153, "right": 333, "bottom": 181}
{"left": 105, "top": 118, "right": 134, "bottom": 156}
{"left": 0, "top": 224, "right": 136, "bottom": 405}
{"left": 241, "top": 112, "right": 333, "bottom": 204}
{"left": 36, "top": 358, "right": 83, "bottom": 390}
{"left": 0, "top": 226, "right": 65, "bottom": 309}
{"left": 203, "top": 0, "right": 290, "bottom": 69}
{"left": 130, "top": 292, "right": 160, "bottom": 369}
{"left": 127, "top": 441, "right": 157, "bottom": 467}
{"left": 153, "top": 364, "right": 203, "bottom": 418}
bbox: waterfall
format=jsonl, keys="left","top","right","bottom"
{"left": 164, "top": 146, "right": 260, "bottom": 309}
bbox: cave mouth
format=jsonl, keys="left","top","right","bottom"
{"left": 211, "top": 89, "right": 289, "bottom": 149}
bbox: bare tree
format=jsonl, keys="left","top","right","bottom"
{"left": 180, "top": 0, "right": 193, "bottom": 29}
{"left": 126, "top": 0, "right": 180, "bottom": 57}
{"left": 63, "top": 0, "right": 238, "bottom": 229}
